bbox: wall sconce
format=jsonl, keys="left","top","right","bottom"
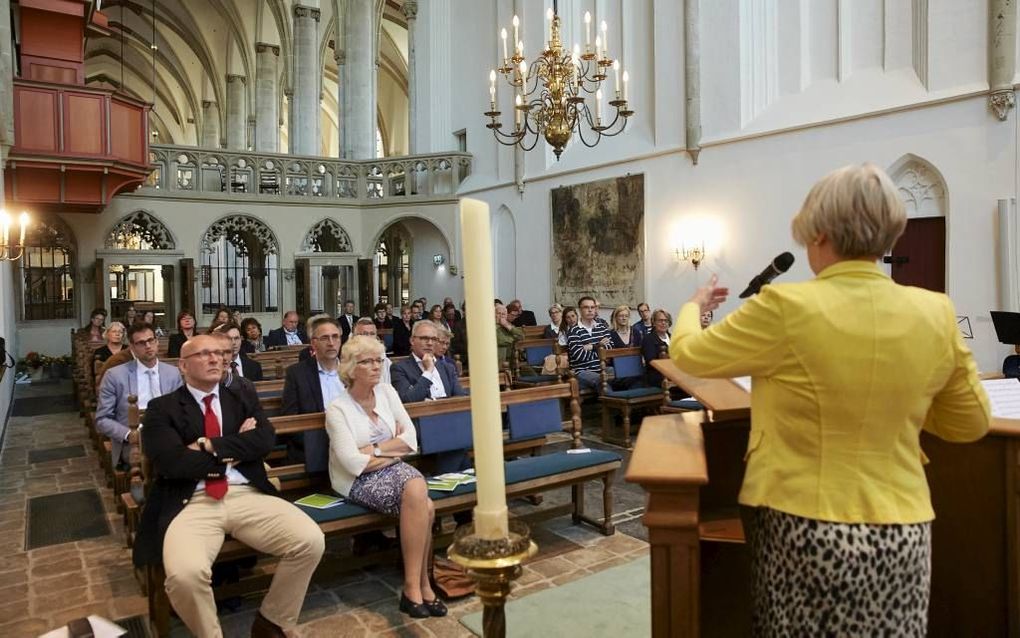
{"left": 675, "top": 241, "right": 706, "bottom": 270}
{"left": 433, "top": 254, "right": 445, "bottom": 267}
{"left": 1, "top": 210, "right": 30, "bottom": 262}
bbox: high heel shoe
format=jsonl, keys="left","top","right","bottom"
{"left": 422, "top": 597, "right": 448, "bottom": 617}
{"left": 399, "top": 591, "right": 431, "bottom": 618}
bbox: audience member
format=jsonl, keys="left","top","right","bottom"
{"left": 543, "top": 304, "right": 563, "bottom": 340}
{"left": 142, "top": 310, "right": 165, "bottom": 336}
{"left": 632, "top": 303, "right": 653, "bottom": 340}
{"left": 441, "top": 304, "right": 459, "bottom": 331}
{"left": 410, "top": 301, "right": 424, "bottom": 321}
{"left": 566, "top": 296, "right": 613, "bottom": 391}
{"left": 442, "top": 297, "right": 462, "bottom": 321}
{"left": 353, "top": 318, "right": 392, "bottom": 384}
{"left": 323, "top": 336, "right": 444, "bottom": 618}
{"left": 240, "top": 318, "right": 266, "bottom": 354}
{"left": 450, "top": 315, "right": 469, "bottom": 369}
{"left": 281, "top": 317, "right": 344, "bottom": 466}
{"left": 167, "top": 310, "right": 197, "bottom": 358}
{"left": 123, "top": 306, "right": 138, "bottom": 327}
{"left": 385, "top": 303, "right": 395, "bottom": 322}
{"left": 507, "top": 299, "right": 537, "bottom": 327}
{"left": 495, "top": 303, "right": 525, "bottom": 371}
{"left": 219, "top": 322, "right": 264, "bottom": 382}
{"left": 609, "top": 305, "right": 642, "bottom": 348}
{"left": 557, "top": 306, "right": 578, "bottom": 347}
{"left": 339, "top": 300, "right": 359, "bottom": 344}
{"left": 642, "top": 309, "right": 673, "bottom": 387}
{"left": 392, "top": 305, "right": 414, "bottom": 356}
{"left": 211, "top": 306, "right": 231, "bottom": 326}
{"left": 392, "top": 320, "right": 467, "bottom": 403}
{"left": 133, "top": 334, "right": 325, "bottom": 638}
{"left": 94, "top": 321, "right": 126, "bottom": 363}
{"left": 428, "top": 304, "right": 443, "bottom": 323}
{"left": 700, "top": 309, "right": 714, "bottom": 328}
{"left": 231, "top": 309, "right": 243, "bottom": 326}
{"left": 373, "top": 303, "right": 393, "bottom": 329}
{"left": 96, "top": 323, "right": 182, "bottom": 469}
{"left": 265, "top": 310, "right": 309, "bottom": 348}
{"left": 81, "top": 307, "right": 107, "bottom": 344}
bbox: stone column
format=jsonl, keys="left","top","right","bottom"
{"left": 404, "top": 1, "right": 418, "bottom": 155}
{"left": 292, "top": 4, "right": 321, "bottom": 156}
{"left": 342, "top": 0, "right": 377, "bottom": 159}
{"left": 201, "top": 100, "right": 221, "bottom": 148}
{"left": 990, "top": 0, "right": 1017, "bottom": 120}
{"left": 255, "top": 43, "right": 280, "bottom": 152}
{"left": 226, "top": 74, "right": 247, "bottom": 150}
{"left": 685, "top": 0, "right": 702, "bottom": 163}
{"left": 335, "top": 49, "right": 346, "bottom": 157}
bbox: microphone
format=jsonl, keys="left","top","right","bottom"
{"left": 739, "top": 252, "right": 795, "bottom": 298}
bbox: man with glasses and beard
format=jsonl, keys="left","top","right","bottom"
{"left": 96, "top": 322, "right": 182, "bottom": 469}
{"left": 133, "top": 335, "right": 324, "bottom": 638}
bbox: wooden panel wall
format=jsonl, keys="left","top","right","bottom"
{"left": 64, "top": 93, "right": 105, "bottom": 156}
{"left": 14, "top": 88, "right": 58, "bottom": 152}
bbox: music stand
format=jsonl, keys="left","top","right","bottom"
{"left": 990, "top": 311, "right": 1020, "bottom": 345}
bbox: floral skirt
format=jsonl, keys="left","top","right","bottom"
{"left": 745, "top": 507, "right": 931, "bottom": 637}
{"left": 347, "top": 462, "right": 424, "bottom": 517}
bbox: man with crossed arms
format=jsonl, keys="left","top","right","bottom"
{"left": 133, "top": 335, "right": 324, "bottom": 638}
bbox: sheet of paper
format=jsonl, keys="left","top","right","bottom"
{"left": 981, "top": 379, "right": 1020, "bottom": 418}
{"left": 731, "top": 376, "right": 752, "bottom": 393}
{"left": 39, "top": 616, "right": 127, "bottom": 638}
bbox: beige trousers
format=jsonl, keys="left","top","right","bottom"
{"left": 162, "top": 486, "right": 325, "bottom": 638}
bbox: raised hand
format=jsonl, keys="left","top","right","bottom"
{"left": 689, "top": 274, "right": 730, "bottom": 314}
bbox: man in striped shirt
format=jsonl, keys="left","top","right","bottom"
{"left": 566, "top": 296, "right": 614, "bottom": 391}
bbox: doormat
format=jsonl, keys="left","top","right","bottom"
{"left": 12, "top": 395, "right": 77, "bottom": 416}
{"left": 28, "top": 445, "right": 86, "bottom": 464}
{"left": 26, "top": 489, "right": 111, "bottom": 550}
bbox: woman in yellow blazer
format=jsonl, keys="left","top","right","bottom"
{"left": 670, "top": 163, "right": 990, "bottom": 636}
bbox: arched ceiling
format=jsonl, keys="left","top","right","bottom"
{"left": 85, "top": 0, "right": 409, "bottom": 155}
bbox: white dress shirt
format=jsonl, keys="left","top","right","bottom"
{"left": 412, "top": 353, "right": 447, "bottom": 399}
{"left": 185, "top": 384, "right": 249, "bottom": 493}
{"left": 231, "top": 354, "right": 244, "bottom": 377}
{"left": 135, "top": 361, "right": 161, "bottom": 409}
{"left": 284, "top": 329, "right": 302, "bottom": 345}
{"left": 318, "top": 361, "right": 348, "bottom": 406}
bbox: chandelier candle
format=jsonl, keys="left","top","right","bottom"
{"left": 459, "top": 198, "right": 510, "bottom": 540}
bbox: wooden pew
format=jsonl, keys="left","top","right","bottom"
{"left": 597, "top": 346, "right": 664, "bottom": 448}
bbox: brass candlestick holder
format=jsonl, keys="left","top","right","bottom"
{"left": 448, "top": 519, "right": 538, "bottom": 638}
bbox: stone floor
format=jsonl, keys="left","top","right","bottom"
{"left": 0, "top": 380, "right": 651, "bottom": 637}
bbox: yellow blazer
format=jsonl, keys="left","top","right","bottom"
{"left": 670, "top": 260, "right": 990, "bottom": 524}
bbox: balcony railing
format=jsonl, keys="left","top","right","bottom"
{"left": 138, "top": 145, "right": 473, "bottom": 202}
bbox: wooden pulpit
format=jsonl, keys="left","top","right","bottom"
{"left": 627, "top": 360, "right": 1020, "bottom": 638}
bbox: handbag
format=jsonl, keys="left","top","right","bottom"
{"left": 431, "top": 555, "right": 476, "bottom": 599}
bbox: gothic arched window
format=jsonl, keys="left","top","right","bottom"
{"left": 199, "top": 215, "right": 279, "bottom": 314}
{"left": 375, "top": 224, "right": 411, "bottom": 306}
{"left": 20, "top": 216, "right": 75, "bottom": 320}
{"left": 302, "top": 219, "right": 353, "bottom": 253}
{"left": 105, "top": 211, "right": 176, "bottom": 250}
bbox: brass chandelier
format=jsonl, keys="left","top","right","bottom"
{"left": 485, "top": 2, "right": 633, "bottom": 160}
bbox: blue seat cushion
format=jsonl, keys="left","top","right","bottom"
{"left": 292, "top": 450, "right": 622, "bottom": 523}
{"left": 603, "top": 386, "right": 662, "bottom": 399}
{"left": 611, "top": 355, "right": 644, "bottom": 378}
{"left": 418, "top": 410, "right": 474, "bottom": 454}
{"left": 507, "top": 399, "right": 562, "bottom": 440}
{"left": 668, "top": 399, "right": 703, "bottom": 410}
{"left": 517, "top": 374, "right": 560, "bottom": 384}
{"left": 524, "top": 344, "right": 554, "bottom": 367}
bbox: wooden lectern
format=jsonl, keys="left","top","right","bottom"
{"left": 627, "top": 360, "right": 1020, "bottom": 638}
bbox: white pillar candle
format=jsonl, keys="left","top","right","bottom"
{"left": 613, "top": 60, "right": 620, "bottom": 95}
{"left": 515, "top": 93, "right": 522, "bottom": 128}
{"left": 501, "top": 28, "right": 508, "bottom": 62}
{"left": 601, "top": 20, "right": 608, "bottom": 57}
{"left": 459, "top": 198, "right": 510, "bottom": 540}
{"left": 18, "top": 212, "right": 27, "bottom": 246}
{"left": 623, "top": 70, "right": 629, "bottom": 101}
{"left": 584, "top": 12, "right": 592, "bottom": 49}
{"left": 595, "top": 89, "right": 602, "bottom": 122}
{"left": 512, "top": 15, "right": 520, "bottom": 55}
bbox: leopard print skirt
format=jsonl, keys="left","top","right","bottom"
{"left": 745, "top": 507, "right": 931, "bottom": 637}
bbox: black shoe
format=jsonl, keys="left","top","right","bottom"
{"left": 399, "top": 592, "right": 431, "bottom": 618}
{"left": 423, "top": 597, "right": 448, "bottom": 617}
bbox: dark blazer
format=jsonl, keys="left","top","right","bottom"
{"left": 373, "top": 317, "right": 393, "bottom": 329}
{"left": 338, "top": 314, "right": 359, "bottom": 343}
{"left": 280, "top": 357, "right": 331, "bottom": 469}
{"left": 264, "top": 327, "right": 309, "bottom": 348}
{"left": 542, "top": 325, "right": 560, "bottom": 340}
{"left": 512, "top": 310, "right": 538, "bottom": 327}
{"left": 167, "top": 332, "right": 192, "bottom": 358}
{"left": 391, "top": 320, "right": 413, "bottom": 357}
{"left": 641, "top": 332, "right": 670, "bottom": 386}
{"left": 609, "top": 329, "right": 643, "bottom": 349}
{"left": 391, "top": 356, "right": 467, "bottom": 403}
{"left": 133, "top": 383, "right": 277, "bottom": 566}
{"left": 237, "top": 353, "right": 263, "bottom": 382}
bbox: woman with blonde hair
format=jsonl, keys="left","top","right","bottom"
{"left": 324, "top": 336, "right": 444, "bottom": 619}
{"left": 671, "top": 163, "right": 990, "bottom": 635}
{"left": 608, "top": 305, "right": 641, "bottom": 348}
{"left": 93, "top": 321, "right": 127, "bottom": 363}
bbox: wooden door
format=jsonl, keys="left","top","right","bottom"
{"left": 93, "top": 258, "right": 105, "bottom": 312}
{"left": 178, "top": 258, "right": 195, "bottom": 313}
{"left": 358, "top": 258, "right": 373, "bottom": 316}
{"left": 886, "top": 217, "right": 945, "bottom": 292}
{"left": 294, "top": 258, "right": 311, "bottom": 320}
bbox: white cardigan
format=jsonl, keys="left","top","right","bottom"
{"left": 324, "top": 383, "right": 418, "bottom": 496}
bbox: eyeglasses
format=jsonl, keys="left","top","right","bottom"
{"left": 579, "top": 305, "right": 596, "bottom": 310}
{"left": 132, "top": 337, "right": 157, "bottom": 347}
{"left": 315, "top": 334, "right": 341, "bottom": 343}
{"left": 183, "top": 349, "right": 229, "bottom": 360}
{"left": 356, "top": 357, "right": 384, "bottom": 367}
{"left": 414, "top": 335, "right": 439, "bottom": 343}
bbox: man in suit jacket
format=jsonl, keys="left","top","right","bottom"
{"left": 96, "top": 323, "right": 182, "bottom": 468}
{"left": 281, "top": 317, "right": 344, "bottom": 469}
{"left": 133, "top": 335, "right": 324, "bottom": 638}
{"left": 263, "top": 311, "right": 308, "bottom": 348}
{"left": 221, "top": 322, "right": 263, "bottom": 381}
{"left": 507, "top": 299, "right": 538, "bottom": 327}
{"left": 338, "top": 300, "right": 359, "bottom": 344}
{"left": 391, "top": 320, "right": 467, "bottom": 403}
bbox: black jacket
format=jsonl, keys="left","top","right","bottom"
{"left": 280, "top": 357, "right": 331, "bottom": 469}
{"left": 512, "top": 310, "right": 538, "bottom": 327}
{"left": 338, "top": 314, "right": 359, "bottom": 343}
{"left": 167, "top": 332, "right": 191, "bottom": 358}
{"left": 133, "top": 383, "right": 277, "bottom": 566}
{"left": 391, "top": 320, "right": 413, "bottom": 357}
{"left": 264, "top": 327, "right": 309, "bottom": 348}
{"left": 237, "top": 353, "right": 263, "bottom": 382}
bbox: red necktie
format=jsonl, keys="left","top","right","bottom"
{"left": 202, "top": 394, "right": 228, "bottom": 499}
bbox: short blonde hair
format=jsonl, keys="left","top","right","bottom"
{"left": 791, "top": 163, "right": 906, "bottom": 258}
{"left": 338, "top": 335, "right": 384, "bottom": 387}
{"left": 103, "top": 321, "right": 126, "bottom": 343}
